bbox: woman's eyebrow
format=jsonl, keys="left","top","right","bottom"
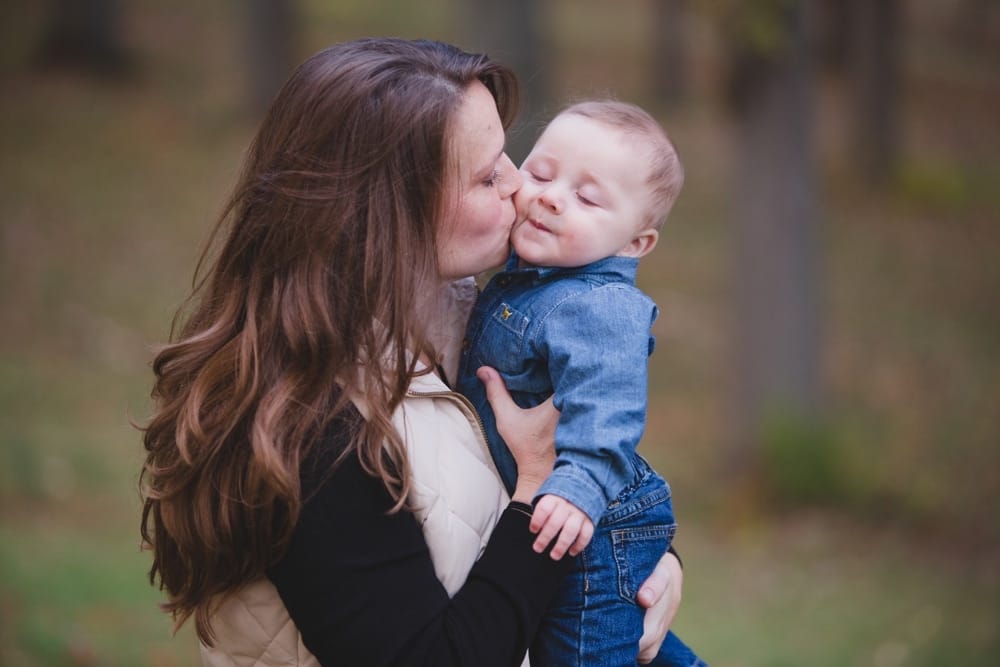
{"left": 475, "top": 146, "right": 505, "bottom": 178}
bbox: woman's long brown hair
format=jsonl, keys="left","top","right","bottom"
{"left": 139, "top": 38, "right": 518, "bottom": 643}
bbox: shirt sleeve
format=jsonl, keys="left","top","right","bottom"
{"left": 534, "top": 284, "right": 658, "bottom": 524}
{"left": 266, "top": 417, "right": 568, "bottom": 667}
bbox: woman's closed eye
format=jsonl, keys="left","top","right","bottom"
{"left": 483, "top": 169, "right": 501, "bottom": 187}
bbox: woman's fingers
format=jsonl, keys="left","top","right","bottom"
{"left": 477, "top": 366, "right": 517, "bottom": 418}
{"left": 637, "top": 551, "right": 683, "bottom": 662}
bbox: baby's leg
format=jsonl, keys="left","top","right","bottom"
{"left": 531, "top": 472, "right": 683, "bottom": 665}
{"left": 647, "top": 631, "right": 709, "bottom": 667}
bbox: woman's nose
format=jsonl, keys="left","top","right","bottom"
{"left": 498, "top": 154, "right": 522, "bottom": 198}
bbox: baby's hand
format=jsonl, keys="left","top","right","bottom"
{"left": 529, "top": 494, "right": 595, "bottom": 560}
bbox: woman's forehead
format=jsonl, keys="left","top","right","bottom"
{"left": 449, "top": 81, "right": 505, "bottom": 177}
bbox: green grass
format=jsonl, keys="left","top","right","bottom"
{"left": 0, "top": 520, "right": 201, "bottom": 666}
{"left": 673, "top": 514, "right": 1000, "bottom": 666}
{"left": 1, "top": 1, "right": 998, "bottom": 665}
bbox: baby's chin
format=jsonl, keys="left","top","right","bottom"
{"left": 509, "top": 226, "right": 531, "bottom": 254}
{"left": 510, "top": 240, "right": 549, "bottom": 267}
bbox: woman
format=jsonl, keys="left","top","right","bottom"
{"left": 140, "top": 38, "right": 683, "bottom": 666}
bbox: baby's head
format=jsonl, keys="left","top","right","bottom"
{"left": 512, "top": 100, "right": 684, "bottom": 268}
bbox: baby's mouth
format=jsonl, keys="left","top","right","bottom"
{"left": 526, "top": 217, "right": 551, "bottom": 233}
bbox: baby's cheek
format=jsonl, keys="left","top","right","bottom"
{"left": 514, "top": 182, "right": 538, "bottom": 213}
{"left": 564, "top": 233, "right": 600, "bottom": 264}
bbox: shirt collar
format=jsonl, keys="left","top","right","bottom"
{"left": 503, "top": 251, "right": 639, "bottom": 282}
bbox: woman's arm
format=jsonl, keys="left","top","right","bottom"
{"left": 267, "top": 419, "right": 568, "bottom": 666}
{"left": 270, "top": 373, "right": 680, "bottom": 665}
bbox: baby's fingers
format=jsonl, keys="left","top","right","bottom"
{"left": 568, "top": 518, "right": 595, "bottom": 557}
{"left": 529, "top": 496, "right": 557, "bottom": 534}
{"left": 548, "top": 513, "right": 583, "bottom": 560}
{"left": 532, "top": 503, "right": 569, "bottom": 554}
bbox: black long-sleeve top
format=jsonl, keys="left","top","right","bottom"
{"left": 266, "top": 409, "right": 569, "bottom": 666}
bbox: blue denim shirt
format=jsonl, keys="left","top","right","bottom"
{"left": 455, "top": 254, "right": 659, "bottom": 524}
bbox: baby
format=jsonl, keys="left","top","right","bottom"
{"left": 457, "top": 100, "right": 706, "bottom": 666}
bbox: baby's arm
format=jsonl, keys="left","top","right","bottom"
{"left": 529, "top": 493, "right": 595, "bottom": 560}
{"left": 537, "top": 286, "right": 658, "bottom": 523}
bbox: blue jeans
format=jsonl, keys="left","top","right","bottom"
{"left": 530, "top": 461, "right": 707, "bottom": 666}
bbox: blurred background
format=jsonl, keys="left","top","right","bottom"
{"left": 0, "top": 0, "right": 997, "bottom": 665}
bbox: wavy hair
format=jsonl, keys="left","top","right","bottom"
{"left": 139, "top": 38, "right": 518, "bottom": 643}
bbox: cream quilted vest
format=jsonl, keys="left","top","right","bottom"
{"left": 200, "top": 280, "right": 526, "bottom": 666}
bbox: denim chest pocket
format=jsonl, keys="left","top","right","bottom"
{"left": 473, "top": 302, "right": 530, "bottom": 374}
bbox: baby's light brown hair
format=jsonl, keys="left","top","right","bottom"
{"left": 559, "top": 100, "right": 683, "bottom": 229}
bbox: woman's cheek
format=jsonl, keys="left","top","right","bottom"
{"left": 513, "top": 186, "right": 531, "bottom": 216}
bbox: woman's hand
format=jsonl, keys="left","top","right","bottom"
{"left": 636, "top": 550, "right": 684, "bottom": 663}
{"left": 476, "top": 366, "right": 557, "bottom": 504}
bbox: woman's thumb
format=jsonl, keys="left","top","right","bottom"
{"left": 476, "top": 366, "right": 514, "bottom": 416}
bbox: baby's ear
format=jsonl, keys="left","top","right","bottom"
{"left": 624, "top": 228, "right": 659, "bottom": 258}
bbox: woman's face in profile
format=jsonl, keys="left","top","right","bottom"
{"left": 436, "top": 81, "right": 522, "bottom": 281}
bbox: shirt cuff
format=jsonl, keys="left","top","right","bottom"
{"left": 507, "top": 501, "right": 534, "bottom": 518}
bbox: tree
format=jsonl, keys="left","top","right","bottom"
{"left": 245, "top": 0, "right": 297, "bottom": 115}
{"left": 815, "top": 0, "right": 902, "bottom": 187}
{"left": 34, "top": 0, "right": 131, "bottom": 77}
{"left": 462, "top": 0, "right": 549, "bottom": 163}
{"left": 650, "top": 0, "right": 690, "bottom": 108}
{"left": 848, "top": 0, "right": 901, "bottom": 186}
{"left": 724, "top": 0, "right": 824, "bottom": 483}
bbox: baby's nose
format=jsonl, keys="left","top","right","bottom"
{"left": 539, "top": 187, "right": 563, "bottom": 214}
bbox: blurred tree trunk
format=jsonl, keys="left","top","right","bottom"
{"left": 725, "top": 1, "right": 823, "bottom": 483}
{"left": 246, "top": 0, "right": 297, "bottom": 115}
{"left": 849, "top": 0, "right": 901, "bottom": 186}
{"left": 954, "top": 0, "right": 1000, "bottom": 51}
{"left": 815, "top": 0, "right": 852, "bottom": 71}
{"left": 462, "top": 0, "right": 548, "bottom": 163}
{"left": 34, "top": 0, "right": 131, "bottom": 77}
{"left": 650, "top": 0, "right": 689, "bottom": 108}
